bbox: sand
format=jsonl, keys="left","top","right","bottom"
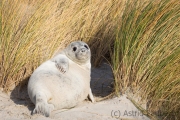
{"left": 0, "top": 62, "right": 150, "bottom": 120}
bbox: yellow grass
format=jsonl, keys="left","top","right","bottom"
{"left": 112, "top": 0, "right": 180, "bottom": 119}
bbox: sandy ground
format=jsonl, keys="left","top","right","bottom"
{"left": 0, "top": 62, "right": 150, "bottom": 120}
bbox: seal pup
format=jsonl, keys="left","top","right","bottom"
{"left": 28, "top": 41, "right": 94, "bottom": 117}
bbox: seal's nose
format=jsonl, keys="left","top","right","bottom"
{"left": 81, "top": 48, "right": 86, "bottom": 53}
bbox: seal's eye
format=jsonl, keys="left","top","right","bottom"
{"left": 84, "top": 45, "right": 88, "bottom": 49}
{"left": 73, "top": 47, "right": 77, "bottom": 52}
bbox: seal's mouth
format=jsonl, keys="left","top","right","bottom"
{"left": 76, "top": 51, "right": 90, "bottom": 61}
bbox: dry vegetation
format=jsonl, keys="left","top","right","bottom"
{"left": 112, "top": 1, "right": 180, "bottom": 119}
{"left": 0, "top": 0, "right": 180, "bottom": 119}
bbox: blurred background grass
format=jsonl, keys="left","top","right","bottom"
{"left": 0, "top": 0, "right": 180, "bottom": 119}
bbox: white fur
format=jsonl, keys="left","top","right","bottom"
{"left": 28, "top": 42, "right": 94, "bottom": 117}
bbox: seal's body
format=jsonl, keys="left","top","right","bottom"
{"left": 28, "top": 41, "right": 94, "bottom": 117}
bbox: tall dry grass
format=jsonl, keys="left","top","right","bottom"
{"left": 0, "top": 0, "right": 124, "bottom": 90}
{"left": 112, "top": 0, "right": 180, "bottom": 119}
{"left": 0, "top": 0, "right": 180, "bottom": 119}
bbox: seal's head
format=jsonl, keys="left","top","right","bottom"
{"left": 64, "top": 41, "right": 91, "bottom": 64}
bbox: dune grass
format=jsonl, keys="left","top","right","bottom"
{"left": 0, "top": 0, "right": 180, "bottom": 119}
{"left": 112, "top": 0, "right": 180, "bottom": 119}
{"left": 0, "top": 0, "right": 125, "bottom": 90}
{"left": 1, "top": 0, "right": 62, "bottom": 90}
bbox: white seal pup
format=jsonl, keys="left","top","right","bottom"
{"left": 28, "top": 41, "right": 94, "bottom": 117}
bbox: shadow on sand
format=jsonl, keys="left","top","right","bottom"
{"left": 10, "top": 78, "right": 34, "bottom": 114}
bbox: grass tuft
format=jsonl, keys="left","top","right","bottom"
{"left": 112, "top": 0, "right": 180, "bottom": 119}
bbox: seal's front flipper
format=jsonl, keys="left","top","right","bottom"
{"left": 88, "top": 88, "right": 95, "bottom": 103}
{"left": 51, "top": 55, "right": 69, "bottom": 74}
{"left": 55, "top": 58, "right": 69, "bottom": 73}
